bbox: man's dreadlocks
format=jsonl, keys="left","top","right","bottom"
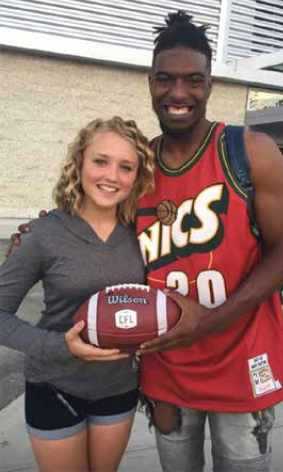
{"left": 153, "top": 10, "right": 212, "bottom": 70}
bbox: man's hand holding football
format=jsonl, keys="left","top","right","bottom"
{"left": 138, "top": 292, "right": 210, "bottom": 353}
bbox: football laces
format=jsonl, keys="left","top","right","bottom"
{"left": 105, "top": 283, "right": 150, "bottom": 293}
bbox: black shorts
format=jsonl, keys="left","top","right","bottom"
{"left": 25, "top": 381, "right": 138, "bottom": 440}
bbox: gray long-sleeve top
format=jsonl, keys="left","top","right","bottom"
{"left": 0, "top": 209, "right": 145, "bottom": 400}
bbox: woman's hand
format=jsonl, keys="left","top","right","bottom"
{"left": 65, "top": 321, "right": 129, "bottom": 361}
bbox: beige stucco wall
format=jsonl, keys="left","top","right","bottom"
{"left": 208, "top": 81, "right": 248, "bottom": 126}
{"left": 0, "top": 49, "right": 248, "bottom": 225}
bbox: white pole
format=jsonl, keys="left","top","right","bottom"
{"left": 216, "top": 0, "right": 233, "bottom": 64}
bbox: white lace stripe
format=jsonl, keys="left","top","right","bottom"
{"left": 156, "top": 290, "right": 167, "bottom": 335}
{"left": 87, "top": 293, "right": 99, "bottom": 346}
{"left": 105, "top": 283, "right": 149, "bottom": 293}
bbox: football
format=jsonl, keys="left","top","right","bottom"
{"left": 73, "top": 283, "right": 181, "bottom": 351}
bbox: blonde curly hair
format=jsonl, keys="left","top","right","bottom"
{"left": 53, "top": 117, "right": 155, "bottom": 224}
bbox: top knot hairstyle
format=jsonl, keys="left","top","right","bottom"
{"left": 153, "top": 10, "right": 212, "bottom": 70}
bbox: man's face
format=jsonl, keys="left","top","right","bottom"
{"left": 149, "top": 46, "right": 212, "bottom": 136}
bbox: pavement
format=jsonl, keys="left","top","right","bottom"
{"left": 1, "top": 240, "right": 283, "bottom": 471}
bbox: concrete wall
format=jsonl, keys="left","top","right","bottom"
{"left": 0, "top": 49, "right": 248, "bottom": 235}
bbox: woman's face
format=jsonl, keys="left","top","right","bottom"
{"left": 80, "top": 130, "right": 139, "bottom": 216}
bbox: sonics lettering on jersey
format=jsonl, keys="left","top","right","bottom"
{"left": 138, "top": 183, "right": 228, "bottom": 271}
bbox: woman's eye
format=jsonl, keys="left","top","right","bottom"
{"left": 121, "top": 165, "right": 133, "bottom": 172}
{"left": 93, "top": 158, "right": 106, "bottom": 166}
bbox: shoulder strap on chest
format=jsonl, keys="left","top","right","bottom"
{"left": 224, "top": 125, "right": 260, "bottom": 239}
{"left": 224, "top": 125, "right": 252, "bottom": 193}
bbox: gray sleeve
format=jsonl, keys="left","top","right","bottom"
{"left": 0, "top": 229, "right": 73, "bottom": 363}
{"left": 0, "top": 309, "right": 72, "bottom": 363}
{"left": 0, "top": 229, "right": 43, "bottom": 313}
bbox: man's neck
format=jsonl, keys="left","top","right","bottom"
{"left": 161, "top": 119, "right": 212, "bottom": 169}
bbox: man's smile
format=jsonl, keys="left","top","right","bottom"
{"left": 166, "top": 105, "right": 193, "bottom": 114}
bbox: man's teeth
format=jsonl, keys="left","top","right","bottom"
{"left": 167, "top": 106, "right": 190, "bottom": 115}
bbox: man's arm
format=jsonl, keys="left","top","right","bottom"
{"left": 5, "top": 210, "right": 49, "bottom": 258}
{"left": 140, "top": 129, "right": 283, "bottom": 353}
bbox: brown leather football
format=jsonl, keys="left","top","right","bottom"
{"left": 73, "top": 283, "right": 180, "bottom": 351}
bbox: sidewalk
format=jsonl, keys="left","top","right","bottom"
{"left": 0, "top": 395, "right": 283, "bottom": 471}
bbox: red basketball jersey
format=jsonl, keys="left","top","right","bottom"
{"left": 136, "top": 122, "right": 283, "bottom": 412}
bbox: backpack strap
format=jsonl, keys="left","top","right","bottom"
{"left": 225, "top": 126, "right": 251, "bottom": 192}
{"left": 224, "top": 125, "right": 260, "bottom": 239}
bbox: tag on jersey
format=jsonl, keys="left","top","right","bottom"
{"left": 248, "top": 353, "right": 277, "bottom": 397}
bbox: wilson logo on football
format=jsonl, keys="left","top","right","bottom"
{"left": 115, "top": 309, "right": 137, "bottom": 329}
{"left": 107, "top": 295, "right": 148, "bottom": 305}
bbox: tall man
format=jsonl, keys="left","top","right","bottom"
{"left": 136, "top": 10, "right": 283, "bottom": 472}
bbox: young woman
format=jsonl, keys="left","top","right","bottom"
{"left": 0, "top": 117, "right": 154, "bottom": 471}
